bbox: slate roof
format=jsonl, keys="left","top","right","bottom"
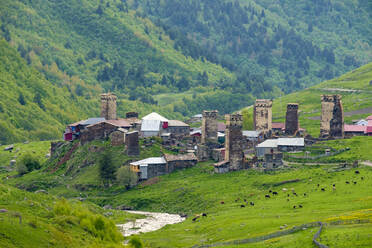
{"left": 168, "top": 120, "right": 189, "bottom": 127}
{"left": 82, "top": 118, "right": 106, "bottom": 126}
{"left": 164, "top": 153, "right": 197, "bottom": 162}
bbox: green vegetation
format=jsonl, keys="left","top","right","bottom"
{"left": 242, "top": 62, "right": 372, "bottom": 136}
{"left": 0, "top": 183, "right": 139, "bottom": 248}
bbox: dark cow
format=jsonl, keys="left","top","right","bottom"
{"left": 192, "top": 215, "right": 200, "bottom": 222}
{"left": 250, "top": 202, "right": 254, "bottom": 206}
{"left": 321, "top": 188, "right": 325, "bottom": 191}
{"left": 293, "top": 192, "right": 298, "bottom": 196}
{"left": 293, "top": 205, "right": 296, "bottom": 209}
{"left": 354, "top": 181, "right": 357, "bottom": 185}
{"left": 303, "top": 193, "right": 307, "bottom": 197}
{"left": 240, "top": 204, "right": 245, "bottom": 208}
{"left": 355, "top": 171, "right": 360, "bottom": 174}
{"left": 265, "top": 194, "right": 271, "bottom": 198}
{"left": 202, "top": 213, "right": 207, "bottom": 217}
{"left": 299, "top": 205, "right": 303, "bottom": 208}
{"left": 220, "top": 201, "right": 225, "bottom": 204}
{"left": 269, "top": 190, "right": 272, "bottom": 193}
{"left": 272, "top": 192, "right": 278, "bottom": 195}
{"left": 346, "top": 181, "right": 350, "bottom": 184}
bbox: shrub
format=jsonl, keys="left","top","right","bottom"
{"left": 129, "top": 236, "right": 144, "bottom": 248}
{"left": 17, "top": 153, "right": 41, "bottom": 175}
{"left": 16, "top": 162, "right": 28, "bottom": 175}
{"left": 116, "top": 166, "right": 138, "bottom": 188}
{"left": 54, "top": 198, "right": 72, "bottom": 216}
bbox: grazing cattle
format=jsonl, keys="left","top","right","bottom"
{"left": 346, "top": 181, "right": 350, "bottom": 184}
{"left": 333, "top": 186, "right": 336, "bottom": 191}
{"left": 293, "top": 192, "right": 298, "bottom": 196}
{"left": 287, "top": 194, "right": 290, "bottom": 197}
{"left": 272, "top": 192, "right": 278, "bottom": 195}
{"left": 244, "top": 199, "right": 247, "bottom": 202}
{"left": 202, "top": 213, "right": 207, "bottom": 217}
{"left": 282, "top": 188, "right": 288, "bottom": 192}
{"left": 293, "top": 205, "right": 296, "bottom": 209}
{"left": 333, "top": 184, "right": 336, "bottom": 187}
{"left": 269, "top": 190, "right": 272, "bottom": 193}
{"left": 355, "top": 171, "right": 360, "bottom": 174}
{"left": 240, "top": 204, "right": 245, "bottom": 208}
{"left": 192, "top": 215, "right": 200, "bottom": 222}
{"left": 287, "top": 199, "right": 290, "bottom": 202}
{"left": 220, "top": 201, "right": 225, "bottom": 204}
{"left": 303, "top": 193, "right": 307, "bottom": 197}
{"left": 321, "top": 188, "right": 325, "bottom": 191}
{"left": 354, "top": 181, "right": 357, "bottom": 185}
{"left": 361, "top": 177, "right": 364, "bottom": 180}
{"left": 250, "top": 202, "right": 254, "bottom": 206}
{"left": 299, "top": 205, "right": 303, "bottom": 208}
{"left": 317, "top": 184, "right": 320, "bottom": 187}
{"left": 265, "top": 194, "right": 271, "bottom": 198}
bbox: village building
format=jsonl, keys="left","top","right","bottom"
{"left": 201, "top": 110, "right": 218, "bottom": 144}
{"left": 264, "top": 152, "right": 283, "bottom": 169}
{"left": 164, "top": 153, "right": 197, "bottom": 172}
{"left": 80, "top": 120, "right": 121, "bottom": 144}
{"left": 167, "top": 120, "right": 190, "bottom": 137}
{"left": 140, "top": 112, "right": 169, "bottom": 137}
{"left": 130, "top": 157, "right": 167, "bottom": 180}
{"left": 187, "top": 114, "right": 203, "bottom": 123}
{"left": 242, "top": 130, "right": 263, "bottom": 142}
{"left": 253, "top": 99, "right": 272, "bottom": 134}
{"left": 256, "top": 138, "right": 305, "bottom": 157}
{"left": 320, "top": 95, "right": 344, "bottom": 138}
{"left": 126, "top": 131, "right": 140, "bottom": 156}
{"left": 272, "top": 122, "right": 285, "bottom": 134}
{"left": 64, "top": 117, "right": 106, "bottom": 141}
{"left": 212, "top": 148, "right": 225, "bottom": 162}
{"left": 366, "top": 120, "right": 372, "bottom": 136}
{"left": 344, "top": 124, "right": 366, "bottom": 137}
{"left": 100, "top": 93, "right": 117, "bottom": 120}
{"left": 224, "top": 114, "right": 244, "bottom": 171}
{"left": 110, "top": 128, "right": 127, "bottom": 146}
{"left": 285, "top": 103, "right": 299, "bottom": 135}
{"left": 213, "top": 161, "right": 230, "bottom": 174}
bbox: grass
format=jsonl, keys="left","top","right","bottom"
{"left": 101, "top": 162, "right": 372, "bottom": 247}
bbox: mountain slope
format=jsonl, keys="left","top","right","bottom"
{"left": 134, "top": 0, "right": 372, "bottom": 92}
{"left": 242, "top": 62, "right": 372, "bottom": 136}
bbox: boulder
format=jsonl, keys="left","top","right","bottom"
{"left": 45, "top": 153, "right": 51, "bottom": 158}
{"left": 103, "top": 205, "right": 113, "bottom": 210}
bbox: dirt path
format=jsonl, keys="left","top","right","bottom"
{"left": 361, "top": 161, "right": 372, "bottom": 167}
{"left": 117, "top": 210, "right": 185, "bottom": 237}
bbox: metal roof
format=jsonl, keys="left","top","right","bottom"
{"left": 141, "top": 119, "right": 161, "bottom": 132}
{"left": 142, "top": 112, "right": 168, "bottom": 122}
{"left": 344, "top": 124, "right": 366, "bottom": 132}
{"left": 242, "top": 130, "right": 261, "bottom": 138}
{"left": 257, "top": 138, "right": 304, "bottom": 148}
{"left": 82, "top": 118, "right": 105, "bottom": 126}
{"left": 130, "top": 157, "right": 166, "bottom": 166}
{"left": 193, "top": 114, "right": 202, "bottom": 118}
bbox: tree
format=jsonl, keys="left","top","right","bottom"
{"left": 96, "top": 5, "right": 104, "bottom": 15}
{"left": 33, "top": 92, "right": 45, "bottom": 110}
{"left": 17, "top": 153, "right": 41, "bottom": 175}
{"left": 129, "top": 236, "right": 144, "bottom": 248}
{"left": 18, "top": 93, "right": 26, "bottom": 105}
{"left": 98, "top": 149, "right": 116, "bottom": 185}
{"left": 116, "top": 166, "right": 138, "bottom": 188}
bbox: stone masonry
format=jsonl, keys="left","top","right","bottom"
{"left": 320, "top": 95, "right": 344, "bottom": 138}
{"left": 201, "top": 110, "right": 218, "bottom": 144}
{"left": 225, "top": 114, "right": 244, "bottom": 171}
{"left": 285, "top": 103, "right": 299, "bottom": 135}
{"left": 126, "top": 131, "right": 140, "bottom": 156}
{"left": 253, "top": 99, "right": 272, "bottom": 134}
{"left": 100, "top": 93, "right": 117, "bottom": 120}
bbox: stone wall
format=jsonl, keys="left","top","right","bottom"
{"left": 225, "top": 114, "right": 244, "bottom": 171}
{"left": 80, "top": 122, "right": 117, "bottom": 144}
{"left": 320, "top": 95, "right": 344, "bottom": 138}
{"left": 110, "top": 130, "right": 125, "bottom": 146}
{"left": 285, "top": 103, "right": 299, "bottom": 135}
{"left": 201, "top": 110, "right": 218, "bottom": 144}
{"left": 100, "top": 93, "right": 117, "bottom": 120}
{"left": 126, "top": 131, "right": 140, "bottom": 156}
{"left": 253, "top": 99, "right": 272, "bottom": 134}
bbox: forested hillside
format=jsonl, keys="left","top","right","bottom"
{"left": 134, "top": 0, "right": 372, "bottom": 93}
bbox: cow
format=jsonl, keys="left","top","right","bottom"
{"left": 303, "top": 193, "right": 307, "bottom": 197}
{"left": 354, "top": 181, "right": 357, "bottom": 185}
{"left": 240, "top": 205, "right": 245, "bottom": 208}
{"left": 192, "top": 215, "right": 200, "bottom": 222}
{"left": 202, "top": 213, "right": 207, "bottom": 217}
{"left": 299, "top": 205, "right": 303, "bottom": 208}
{"left": 346, "top": 181, "right": 350, "bottom": 184}
{"left": 293, "top": 205, "right": 296, "bottom": 209}
{"left": 321, "top": 188, "right": 325, "bottom": 192}
{"left": 355, "top": 170, "right": 360, "bottom": 174}
{"left": 272, "top": 191, "right": 278, "bottom": 195}
{"left": 265, "top": 194, "right": 271, "bottom": 198}
{"left": 220, "top": 201, "right": 225, "bottom": 204}
{"left": 250, "top": 202, "right": 254, "bottom": 206}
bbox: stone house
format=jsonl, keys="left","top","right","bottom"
{"left": 166, "top": 120, "right": 190, "bottom": 137}
{"left": 164, "top": 153, "right": 197, "bottom": 172}
{"left": 130, "top": 157, "right": 167, "bottom": 180}
{"left": 256, "top": 138, "right": 304, "bottom": 157}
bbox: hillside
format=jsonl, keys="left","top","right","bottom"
{"left": 242, "top": 62, "right": 372, "bottom": 136}
{"left": 133, "top": 0, "right": 372, "bottom": 93}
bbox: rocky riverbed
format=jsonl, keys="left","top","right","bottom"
{"left": 117, "top": 210, "right": 185, "bottom": 237}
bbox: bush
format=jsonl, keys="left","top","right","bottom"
{"left": 116, "top": 166, "right": 138, "bottom": 188}
{"left": 17, "top": 153, "right": 41, "bottom": 175}
{"left": 129, "top": 236, "right": 144, "bottom": 248}
{"left": 99, "top": 149, "right": 117, "bottom": 184}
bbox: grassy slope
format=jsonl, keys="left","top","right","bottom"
{"left": 242, "top": 62, "right": 372, "bottom": 136}
{"left": 0, "top": 183, "right": 141, "bottom": 248}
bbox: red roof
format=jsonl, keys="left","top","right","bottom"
{"left": 344, "top": 124, "right": 366, "bottom": 133}
{"left": 366, "top": 120, "right": 372, "bottom": 134}
{"left": 366, "top": 115, "right": 372, "bottom": 121}
{"left": 272, "top": 122, "right": 285, "bottom": 130}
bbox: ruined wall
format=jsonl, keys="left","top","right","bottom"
{"left": 285, "top": 103, "right": 299, "bottom": 135}
{"left": 253, "top": 99, "right": 272, "bottom": 134}
{"left": 201, "top": 110, "right": 218, "bottom": 144}
{"left": 225, "top": 114, "right": 244, "bottom": 171}
{"left": 320, "top": 95, "right": 344, "bottom": 138}
{"left": 100, "top": 93, "right": 117, "bottom": 120}
{"left": 126, "top": 131, "right": 140, "bottom": 156}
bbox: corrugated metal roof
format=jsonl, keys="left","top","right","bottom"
{"left": 193, "top": 114, "right": 202, "bottom": 118}
{"left": 344, "top": 124, "right": 366, "bottom": 132}
{"left": 168, "top": 120, "right": 189, "bottom": 127}
{"left": 142, "top": 112, "right": 168, "bottom": 122}
{"left": 82, "top": 118, "right": 105, "bottom": 126}
{"left": 277, "top": 138, "right": 304, "bottom": 147}
{"left": 257, "top": 138, "right": 304, "bottom": 148}
{"left": 141, "top": 120, "right": 161, "bottom": 132}
{"left": 130, "top": 157, "right": 166, "bottom": 166}
{"left": 242, "top": 130, "right": 261, "bottom": 138}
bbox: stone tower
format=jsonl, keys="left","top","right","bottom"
{"left": 253, "top": 99, "right": 272, "bottom": 134}
{"left": 126, "top": 131, "right": 140, "bottom": 156}
{"left": 100, "top": 93, "right": 117, "bottom": 120}
{"left": 201, "top": 110, "right": 218, "bottom": 144}
{"left": 225, "top": 114, "right": 244, "bottom": 171}
{"left": 320, "top": 95, "right": 344, "bottom": 138}
{"left": 285, "top": 103, "right": 299, "bottom": 135}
